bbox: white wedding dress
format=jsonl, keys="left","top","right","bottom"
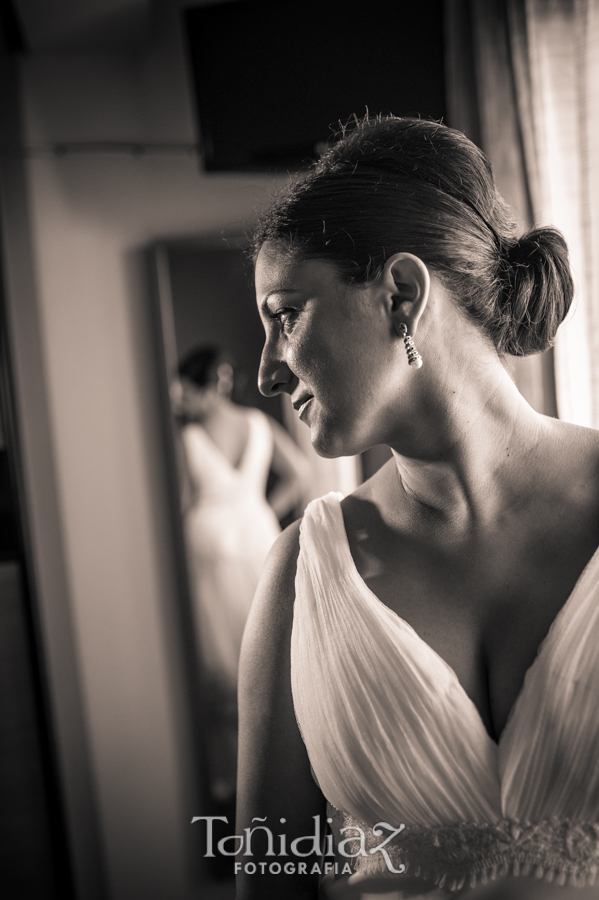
{"left": 291, "top": 493, "right": 599, "bottom": 896}
{"left": 183, "top": 410, "right": 281, "bottom": 802}
{"left": 183, "top": 409, "right": 281, "bottom": 688}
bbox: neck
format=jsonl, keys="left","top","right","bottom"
{"left": 387, "top": 358, "right": 545, "bottom": 533}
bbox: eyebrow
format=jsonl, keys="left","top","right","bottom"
{"left": 260, "top": 288, "right": 301, "bottom": 312}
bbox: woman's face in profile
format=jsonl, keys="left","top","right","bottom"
{"left": 255, "top": 242, "right": 403, "bottom": 458}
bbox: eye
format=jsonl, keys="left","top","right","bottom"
{"left": 270, "top": 308, "right": 298, "bottom": 333}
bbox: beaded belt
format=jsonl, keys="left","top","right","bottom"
{"left": 327, "top": 802, "right": 599, "bottom": 892}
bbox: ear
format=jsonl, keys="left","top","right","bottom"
{"left": 379, "top": 252, "right": 430, "bottom": 338}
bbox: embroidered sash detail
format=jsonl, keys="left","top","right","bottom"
{"left": 328, "top": 803, "right": 599, "bottom": 892}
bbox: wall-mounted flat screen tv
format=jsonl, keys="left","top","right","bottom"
{"left": 184, "top": 0, "right": 446, "bottom": 172}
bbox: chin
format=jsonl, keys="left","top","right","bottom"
{"left": 310, "top": 425, "right": 365, "bottom": 460}
{"left": 311, "top": 443, "right": 344, "bottom": 460}
{"left": 309, "top": 429, "right": 341, "bottom": 459}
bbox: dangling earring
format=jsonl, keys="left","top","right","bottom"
{"left": 399, "top": 323, "right": 423, "bottom": 368}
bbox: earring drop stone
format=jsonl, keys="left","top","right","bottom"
{"left": 399, "top": 323, "right": 423, "bottom": 368}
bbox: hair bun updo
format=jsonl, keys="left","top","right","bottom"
{"left": 496, "top": 227, "right": 574, "bottom": 357}
{"left": 252, "top": 115, "right": 575, "bottom": 359}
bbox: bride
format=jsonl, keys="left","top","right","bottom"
{"left": 236, "top": 116, "right": 599, "bottom": 899}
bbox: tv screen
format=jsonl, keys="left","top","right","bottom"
{"left": 184, "top": 0, "right": 446, "bottom": 172}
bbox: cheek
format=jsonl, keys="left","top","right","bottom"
{"left": 286, "top": 325, "right": 328, "bottom": 383}
{"left": 287, "top": 305, "right": 375, "bottom": 401}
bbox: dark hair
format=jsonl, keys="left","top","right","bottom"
{"left": 178, "top": 345, "right": 234, "bottom": 388}
{"left": 251, "top": 116, "right": 573, "bottom": 357}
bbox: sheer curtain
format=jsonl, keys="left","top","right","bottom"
{"left": 446, "top": 0, "right": 599, "bottom": 425}
{"left": 513, "top": 0, "right": 599, "bottom": 427}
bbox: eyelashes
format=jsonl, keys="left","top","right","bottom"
{"left": 269, "top": 308, "right": 299, "bottom": 333}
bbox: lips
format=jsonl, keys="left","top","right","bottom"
{"left": 292, "top": 392, "right": 314, "bottom": 413}
{"left": 297, "top": 398, "right": 313, "bottom": 420}
{"left": 292, "top": 392, "right": 314, "bottom": 422}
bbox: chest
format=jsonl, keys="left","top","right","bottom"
{"left": 344, "top": 516, "right": 599, "bottom": 743}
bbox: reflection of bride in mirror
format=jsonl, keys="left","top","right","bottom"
{"left": 173, "top": 344, "right": 308, "bottom": 804}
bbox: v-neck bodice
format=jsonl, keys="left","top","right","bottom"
{"left": 336, "top": 492, "right": 599, "bottom": 756}
{"left": 182, "top": 409, "right": 273, "bottom": 502}
{"left": 290, "top": 492, "right": 599, "bottom": 892}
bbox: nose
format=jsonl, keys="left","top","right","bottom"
{"left": 258, "top": 337, "right": 297, "bottom": 397}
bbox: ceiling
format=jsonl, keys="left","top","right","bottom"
{"left": 12, "top": 0, "right": 153, "bottom": 52}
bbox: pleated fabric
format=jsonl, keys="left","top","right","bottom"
{"left": 291, "top": 492, "right": 599, "bottom": 893}
{"left": 499, "top": 528, "right": 599, "bottom": 822}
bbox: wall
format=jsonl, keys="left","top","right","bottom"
{"left": 16, "top": 3, "right": 282, "bottom": 898}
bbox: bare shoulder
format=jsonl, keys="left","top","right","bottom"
{"left": 241, "top": 518, "right": 302, "bottom": 660}
{"left": 238, "top": 518, "right": 302, "bottom": 740}
{"left": 237, "top": 515, "right": 325, "bottom": 899}
{"left": 549, "top": 416, "right": 599, "bottom": 448}
{"left": 530, "top": 419, "right": 599, "bottom": 552}
{"left": 269, "top": 513, "right": 303, "bottom": 564}
{"left": 544, "top": 417, "right": 599, "bottom": 492}
{"left": 257, "top": 516, "right": 302, "bottom": 598}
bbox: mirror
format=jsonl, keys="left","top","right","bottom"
{"left": 150, "top": 236, "right": 367, "bottom": 881}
